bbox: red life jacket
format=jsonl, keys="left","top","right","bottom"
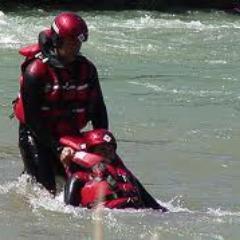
{"left": 13, "top": 43, "right": 41, "bottom": 123}
{"left": 13, "top": 42, "right": 95, "bottom": 137}
{"left": 81, "top": 180, "right": 137, "bottom": 209}
{"left": 68, "top": 150, "right": 141, "bottom": 209}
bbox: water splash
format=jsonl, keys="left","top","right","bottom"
{"left": 207, "top": 208, "right": 240, "bottom": 217}
{"left": 0, "top": 175, "right": 239, "bottom": 240}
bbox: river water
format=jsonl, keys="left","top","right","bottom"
{"left": 0, "top": 8, "right": 240, "bottom": 240}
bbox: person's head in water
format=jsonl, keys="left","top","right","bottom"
{"left": 51, "top": 12, "right": 88, "bottom": 63}
{"left": 83, "top": 129, "right": 117, "bottom": 160}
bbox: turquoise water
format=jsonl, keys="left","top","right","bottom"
{"left": 0, "top": 9, "right": 240, "bottom": 240}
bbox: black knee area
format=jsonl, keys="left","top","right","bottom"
{"left": 64, "top": 177, "right": 83, "bottom": 207}
{"left": 18, "top": 125, "right": 56, "bottom": 193}
{"left": 19, "top": 126, "right": 39, "bottom": 176}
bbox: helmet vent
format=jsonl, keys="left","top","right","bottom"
{"left": 103, "top": 134, "right": 112, "bottom": 143}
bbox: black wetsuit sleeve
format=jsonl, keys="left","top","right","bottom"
{"left": 21, "top": 70, "right": 62, "bottom": 156}
{"left": 88, "top": 67, "right": 109, "bottom": 129}
{"left": 116, "top": 158, "right": 167, "bottom": 211}
{"left": 133, "top": 177, "right": 168, "bottom": 212}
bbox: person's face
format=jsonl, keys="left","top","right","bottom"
{"left": 57, "top": 36, "right": 82, "bottom": 63}
{"left": 90, "top": 144, "right": 116, "bottom": 160}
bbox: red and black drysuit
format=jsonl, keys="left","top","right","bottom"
{"left": 60, "top": 136, "right": 168, "bottom": 211}
{"left": 15, "top": 30, "right": 108, "bottom": 193}
{"left": 65, "top": 154, "right": 168, "bottom": 211}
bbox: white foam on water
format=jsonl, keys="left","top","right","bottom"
{"left": 0, "top": 11, "right": 238, "bottom": 50}
{"left": 158, "top": 195, "right": 193, "bottom": 213}
{"left": 0, "top": 174, "right": 95, "bottom": 221}
{"left": 0, "top": 174, "right": 176, "bottom": 217}
{"left": 1, "top": 175, "right": 237, "bottom": 218}
{"left": 206, "top": 60, "right": 228, "bottom": 64}
{"left": 0, "top": 179, "right": 18, "bottom": 194}
{"left": 0, "top": 12, "right": 53, "bottom": 49}
{"left": 0, "top": 11, "right": 7, "bottom": 25}
{"left": 122, "top": 17, "right": 205, "bottom": 30}
{"left": 92, "top": 13, "right": 240, "bottom": 31}
{"left": 129, "top": 81, "right": 232, "bottom": 98}
{"left": 1, "top": 176, "right": 240, "bottom": 240}
{"left": 207, "top": 207, "right": 240, "bottom": 217}
{"left": 1, "top": 174, "right": 239, "bottom": 236}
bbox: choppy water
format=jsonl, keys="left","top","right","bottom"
{"left": 0, "top": 8, "right": 240, "bottom": 240}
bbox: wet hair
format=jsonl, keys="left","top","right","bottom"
{"left": 38, "top": 30, "right": 64, "bottom": 68}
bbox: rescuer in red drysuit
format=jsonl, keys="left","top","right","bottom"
{"left": 60, "top": 129, "right": 168, "bottom": 211}
{"left": 13, "top": 12, "right": 108, "bottom": 194}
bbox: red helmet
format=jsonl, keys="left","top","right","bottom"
{"left": 51, "top": 12, "right": 88, "bottom": 42}
{"left": 84, "top": 129, "right": 117, "bottom": 151}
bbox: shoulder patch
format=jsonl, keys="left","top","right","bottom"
{"left": 27, "top": 59, "right": 48, "bottom": 78}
